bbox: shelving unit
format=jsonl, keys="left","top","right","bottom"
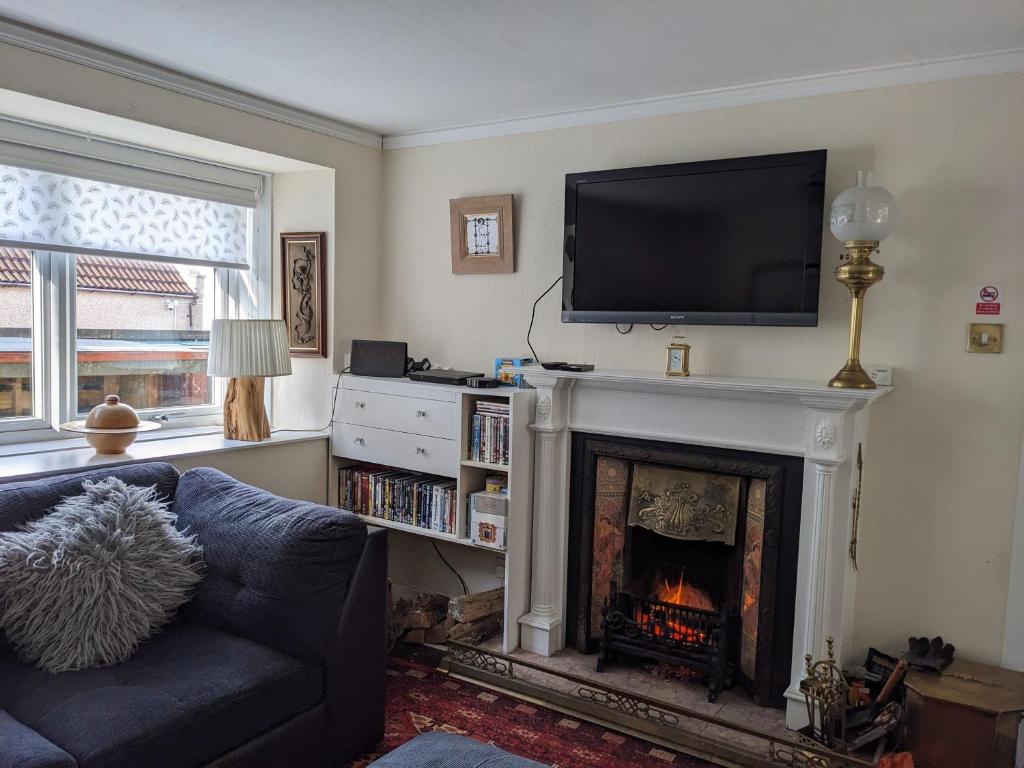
{"left": 330, "top": 374, "right": 534, "bottom": 652}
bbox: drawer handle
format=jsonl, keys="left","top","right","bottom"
{"left": 353, "top": 437, "right": 366, "bottom": 446}
{"left": 415, "top": 409, "right": 428, "bottom": 417}
{"left": 415, "top": 447, "right": 426, "bottom": 455}
{"left": 354, "top": 401, "right": 366, "bottom": 409}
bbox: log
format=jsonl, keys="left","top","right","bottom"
{"left": 448, "top": 587, "right": 505, "bottom": 623}
{"left": 394, "top": 594, "right": 449, "bottom": 631}
{"left": 403, "top": 628, "right": 426, "bottom": 644}
{"left": 425, "top": 622, "right": 448, "bottom": 644}
{"left": 447, "top": 611, "right": 502, "bottom": 645}
{"left": 223, "top": 377, "right": 270, "bottom": 441}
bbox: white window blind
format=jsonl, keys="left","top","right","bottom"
{"left": 0, "top": 118, "right": 263, "bottom": 270}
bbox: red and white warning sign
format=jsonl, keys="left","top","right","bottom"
{"left": 976, "top": 285, "right": 1001, "bottom": 316}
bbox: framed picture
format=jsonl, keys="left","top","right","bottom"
{"left": 450, "top": 194, "right": 514, "bottom": 274}
{"left": 281, "top": 231, "right": 327, "bottom": 357}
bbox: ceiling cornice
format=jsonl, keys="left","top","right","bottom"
{"left": 0, "top": 15, "right": 1020, "bottom": 154}
{"left": 0, "top": 16, "right": 384, "bottom": 150}
{"left": 384, "top": 47, "right": 1024, "bottom": 150}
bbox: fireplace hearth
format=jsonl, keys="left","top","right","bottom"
{"left": 567, "top": 432, "right": 805, "bottom": 707}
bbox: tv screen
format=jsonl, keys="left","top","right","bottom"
{"left": 562, "top": 150, "right": 826, "bottom": 326}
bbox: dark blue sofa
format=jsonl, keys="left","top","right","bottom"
{"left": 0, "top": 462, "right": 388, "bottom": 768}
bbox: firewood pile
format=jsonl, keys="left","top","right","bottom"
{"left": 392, "top": 586, "right": 504, "bottom": 646}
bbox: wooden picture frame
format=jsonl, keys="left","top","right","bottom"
{"left": 281, "top": 231, "right": 327, "bottom": 357}
{"left": 450, "top": 194, "right": 515, "bottom": 274}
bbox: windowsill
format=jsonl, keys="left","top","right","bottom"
{"left": 0, "top": 428, "right": 328, "bottom": 483}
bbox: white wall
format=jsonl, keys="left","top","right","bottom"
{"left": 271, "top": 169, "right": 336, "bottom": 430}
{"left": 381, "top": 74, "right": 1024, "bottom": 664}
{"left": 171, "top": 439, "right": 329, "bottom": 504}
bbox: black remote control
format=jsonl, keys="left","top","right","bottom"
{"left": 559, "top": 363, "right": 594, "bottom": 372}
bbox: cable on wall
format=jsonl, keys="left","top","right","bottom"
{"left": 432, "top": 542, "right": 469, "bottom": 595}
{"left": 526, "top": 275, "right": 563, "bottom": 363}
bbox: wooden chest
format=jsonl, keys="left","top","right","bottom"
{"left": 905, "top": 659, "right": 1024, "bottom": 768}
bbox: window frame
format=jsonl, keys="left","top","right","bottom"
{"left": 0, "top": 128, "right": 272, "bottom": 445}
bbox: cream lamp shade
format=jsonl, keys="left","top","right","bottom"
{"left": 208, "top": 319, "right": 292, "bottom": 379}
{"left": 207, "top": 319, "right": 291, "bottom": 441}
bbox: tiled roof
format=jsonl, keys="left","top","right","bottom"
{"left": 0, "top": 248, "right": 196, "bottom": 296}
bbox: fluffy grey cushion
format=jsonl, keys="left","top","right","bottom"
{"left": 0, "top": 477, "right": 203, "bottom": 673}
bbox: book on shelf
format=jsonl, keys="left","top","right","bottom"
{"left": 470, "top": 400, "right": 510, "bottom": 466}
{"left": 339, "top": 464, "right": 457, "bottom": 535}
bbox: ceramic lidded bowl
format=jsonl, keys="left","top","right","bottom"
{"left": 84, "top": 395, "right": 141, "bottom": 454}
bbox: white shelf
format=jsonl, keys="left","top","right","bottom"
{"left": 347, "top": 511, "right": 506, "bottom": 553}
{"left": 461, "top": 458, "right": 510, "bottom": 472}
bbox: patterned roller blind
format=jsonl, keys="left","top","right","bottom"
{"left": 0, "top": 163, "right": 251, "bottom": 269}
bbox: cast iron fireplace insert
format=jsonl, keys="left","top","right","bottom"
{"left": 566, "top": 432, "right": 804, "bottom": 707}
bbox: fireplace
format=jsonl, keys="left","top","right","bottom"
{"left": 566, "top": 432, "right": 804, "bottom": 706}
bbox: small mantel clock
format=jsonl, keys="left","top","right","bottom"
{"left": 665, "top": 336, "right": 691, "bottom": 377}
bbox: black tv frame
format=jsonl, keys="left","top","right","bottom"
{"left": 561, "top": 149, "right": 827, "bottom": 327}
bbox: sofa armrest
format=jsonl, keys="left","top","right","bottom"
{"left": 325, "top": 527, "right": 388, "bottom": 759}
{"left": 172, "top": 467, "right": 368, "bottom": 663}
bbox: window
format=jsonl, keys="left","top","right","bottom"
{"left": 0, "top": 249, "right": 35, "bottom": 419}
{"left": 75, "top": 260, "right": 217, "bottom": 415}
{"left": 0, "top": 118, "right": 268, "bottom": 439}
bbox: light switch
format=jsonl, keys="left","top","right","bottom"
{"left": 967, "top": 323, "right": 1004, "bottom": 353}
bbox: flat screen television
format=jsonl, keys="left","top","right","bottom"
{"left": 562, "top": 150, "right": 827, "bottom": 326}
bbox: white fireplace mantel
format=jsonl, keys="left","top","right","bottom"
{"left": 517, "top": 365, "right": 890, "bottom": 728}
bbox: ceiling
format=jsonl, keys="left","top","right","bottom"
{"left": 0, "top": 1, "right": 1021, "bottom": 142}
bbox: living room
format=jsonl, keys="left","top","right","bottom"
{"left": 0, "top": 3, "right": 1021, "bottom": 768}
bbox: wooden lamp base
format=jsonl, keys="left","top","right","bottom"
{"left": 223, "top": 376, "right": 270, "bottom": 441}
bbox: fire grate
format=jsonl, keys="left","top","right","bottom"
{"left": 599, "top": 582, "right": 737, "bottom": 702}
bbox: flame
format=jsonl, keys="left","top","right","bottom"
{"left": 657, "top": 574, "right": 715, "bottom": 612}
{"left": 637, "top": 574, "right": 716, "bottom": 645}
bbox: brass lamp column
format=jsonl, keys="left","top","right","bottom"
{"left": 827, "top": 172, "right": 897, "bottom": 389}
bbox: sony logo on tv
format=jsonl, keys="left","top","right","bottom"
{"left": 669, "top": 315, "right": 687, "bottom": 320}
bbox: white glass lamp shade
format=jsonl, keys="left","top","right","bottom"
{"left": 830, "top": 171, "right": 897, "bottom": 243}
{"left": 207, "top": 319, "right": 292, "bottom": 378}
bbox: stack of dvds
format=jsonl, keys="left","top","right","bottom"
{"left": 339, "top": 464, "right": 457, "bottom": 534}
{"left": 469, "top": 400, "right": 510, "bottom": 465}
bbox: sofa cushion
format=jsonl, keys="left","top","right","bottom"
{"left": 0, "top": 709, "right": 76, "bottom": 768}
{"left": 0, "top": 477, "right": 203, "bottom": 673}
{"left": 172, "top": 467, "right": 367, "bottom": 664}
{"left": 0, "top": 622, "right": 322, "bottom": 768}
{"left": 369, "top": 733, "right": 547, "bottom": 767}
{"left": 0, "top": 462, "right": 179, "bottom": 532}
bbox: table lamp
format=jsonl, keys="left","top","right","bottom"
{"left": 208, "top": 319, "right": 292, "bottom": 441}
{"left": 827, "top": 170, "right": 897, "bottom": 389}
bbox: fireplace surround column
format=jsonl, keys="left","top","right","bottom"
{"left": 783, "top": 396, "right": 863, "bottom": 725}
{"left": 519, "top": 373, "right": 574, "bottom": 655}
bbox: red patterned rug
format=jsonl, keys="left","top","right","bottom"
{"left": 345, "top": 655, "right": 713, "bottom": 768}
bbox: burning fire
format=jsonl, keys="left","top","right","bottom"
{"left": 657, "top": 574, "right": 715, "bottom": 612}
{"left": 637, "top": 574, "right": 717, "bottom": 644}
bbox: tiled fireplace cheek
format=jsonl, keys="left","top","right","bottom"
{"left": 515, "top": 368, "right": 889, "bottom": 729}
